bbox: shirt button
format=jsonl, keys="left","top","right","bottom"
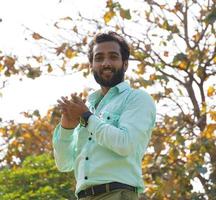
{"left": 107, "top": 116, "right": 110, "bottom": 120}
{"left": 86, "top": 157, "right": 89, "bottom": 160}
{"left": 85, "top": 176, "right": 88, "bottom": 180}
{"left": 88, "top": 137, "right": 92, "bottom": 141}
{"left": 90, "top": 132, "right": 93, "bottom": 135}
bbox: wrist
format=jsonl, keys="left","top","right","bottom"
{"left": 80, "top": 111, "right": 93, "bottom": 127}
{"left": 60, "top": 124, "right": 76, "bottom": 129}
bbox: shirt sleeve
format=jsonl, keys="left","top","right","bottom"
{"left": 52, "top": 124, "right": 78, "bottom": 172}
{"left": 87, "top": 90, "right": 156, "bottom": 157}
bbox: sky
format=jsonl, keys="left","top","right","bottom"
{"left": 0, "top": 0, "right": 105, "bottom": 122}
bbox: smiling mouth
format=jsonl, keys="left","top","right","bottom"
{"left": 102, "top": 69, "right": 113, "bottom": 74}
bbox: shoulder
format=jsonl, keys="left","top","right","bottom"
{"left": 128, "top": 88, "right": 155, "bottom": 105}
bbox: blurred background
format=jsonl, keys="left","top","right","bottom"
{"left": 0, "top": 0, "right": 215, "bottom": 199}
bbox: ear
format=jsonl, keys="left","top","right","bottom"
{"left": 123, "top": 61, "right": 128, "bottom": 72}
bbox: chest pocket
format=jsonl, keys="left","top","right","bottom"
{"left": 101, "top": 111, "right": 120, "bottom": 127}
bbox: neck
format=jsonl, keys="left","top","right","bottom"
{"left": 101, "top": 86, "right": 110, "bottom": 96}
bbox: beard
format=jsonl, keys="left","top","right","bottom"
{"left": 93, "top": 65, "right": 125, "bottom": 87}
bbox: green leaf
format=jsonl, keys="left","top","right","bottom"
{"left": 173, "top": 53, "right": 188, "bottom": 63}
{"left": 196, "top": 165, "right": 208, "bottom": 174}
{"left": 120, "top": 8, "right": 131, "bottom": 20}
{"left": 205, "top": 8, "right": 216, "bottom": 24}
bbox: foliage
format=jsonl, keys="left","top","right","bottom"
{"left": 0, "top": 108, "right": 60, "bottom": 167}
{"left": 0, "top": 153, "right": 76, "bottom": 200}
{"left": 0, "top": 0, "right": 216, "bottom": 199}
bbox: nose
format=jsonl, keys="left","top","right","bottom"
{"left": 102, "top": 58, "right": 111, "bottom": 67}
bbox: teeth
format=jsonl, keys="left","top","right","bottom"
{"left": 103, "top": 69, "right": 112, "bottom": 72}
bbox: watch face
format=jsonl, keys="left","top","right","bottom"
{"left": 79, "top": 117, "right": 87, "bottom": 127}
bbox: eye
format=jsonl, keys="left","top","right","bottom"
{"left": 110, "top": 54, "right": 119, "bottom": 60}
{"left": 94, "top": 56, "right": 104, "bottom": 62}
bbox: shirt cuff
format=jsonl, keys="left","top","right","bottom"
{"left": 59, "top": 124, "right": 75, "bottom": 141}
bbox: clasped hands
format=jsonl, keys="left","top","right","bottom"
{"left": 57, "top": 93, "right": 89, "bottom": 129}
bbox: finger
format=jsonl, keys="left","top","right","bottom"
{"left": 57, "top": 99, "right": 68, "bottom": 107}
{"left": 61, "top": 96, "right": 71, "bottom": 104}
{"left": 57, "top": 99, "right": 65, "bottom": 106}
{"left": 71, "top": 94, "right": 79, "bottom": 103}
{"left": 70, "top": 92, "right": 77, "bottom": 98}
{"left": 72, "top": 95, "right": 83, "bottom": 105}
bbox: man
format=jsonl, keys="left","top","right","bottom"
{"left": 53, "top": 31, "right": 156, "bottom": 200}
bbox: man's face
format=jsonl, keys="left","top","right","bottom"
{"left": 90, "top": 41, "right": 128, "bottom": 87}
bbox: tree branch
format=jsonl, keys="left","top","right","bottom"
{"left": 183, "top": 1, "right": 191, "bottom": 48}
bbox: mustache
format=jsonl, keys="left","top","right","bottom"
{"left": 100, "top": 67, "right": 116, "bottom": 73}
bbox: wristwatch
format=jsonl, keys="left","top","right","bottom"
{"left": 80, "top": 111, "right": 93, "bottom": 127}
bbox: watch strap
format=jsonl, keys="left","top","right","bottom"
{"left": 80, "top": 111, "right": 93, "bottom": 127}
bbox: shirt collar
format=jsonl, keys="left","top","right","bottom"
{"left": 115, "top": 81, "right": 130, "bottom": 93}
{"left": 88, "top": 81, "right": 130, "bottom": 106}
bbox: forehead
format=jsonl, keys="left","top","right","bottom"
{"left": 93, "top": 41, "right": 121, "bottom": 55}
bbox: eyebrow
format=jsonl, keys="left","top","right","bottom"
{"left": 94, "top": 51, "right": 120, "bottom": 57}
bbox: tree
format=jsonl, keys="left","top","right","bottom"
{"left": 0, "top": 0, "right": 216, "bottom": 199}
{"left": 0, "top": 153, "right": 76, "bottom": 200}
{"left": 0, "top": 108, "right": 60, "bottom": 167}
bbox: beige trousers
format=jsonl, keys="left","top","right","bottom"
{"left": 78, "top": 189, "right": 139, "bottom": 200}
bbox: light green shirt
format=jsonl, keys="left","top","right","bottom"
{"left": 53, "top": 82, "right": 156, "bottom": 196}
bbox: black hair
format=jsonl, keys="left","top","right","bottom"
{"left": 88, "top": 31, "right": 130, "bottom": 63}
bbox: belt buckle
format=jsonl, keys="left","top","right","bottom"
{"left": 90, "top": 186, "right": 95, "bottom": 195}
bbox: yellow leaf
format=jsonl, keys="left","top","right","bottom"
{"left": 65, "top": 48, "right": 77, "bottom": 59}
{"left": 154, "top": 138, "right": 165, "bottom": 154}
{"left": 201, "top": 102, "right": 207, "bottom": 114}
{"left": 193, "top": 32, "right": 201, "bottom": 42}
{"left": 136, "top": 63, "right": 145, "bottom": 75}
{"left": 60, "top": 16, "right": 72, "bottom": 21}
{"left": 4, "top": 56, "right": 15, "bottom": 68}
{"left": 106, "top": 0, "right": 113, "bottom": 8}
{"left": 103, "top": 10, "right": 115, "bottom": 24}
{"left": 32, "top": 32, "right": 43, "bottom": 40}
{"left": 207, "top": 86, "right": 215, "bottom": 97}
{"left": 175, "top": 2, "right": 183, "bottom": 11}
{"left": 178, "top": 60, "right": 187, "bottom": 70}
{"left": 23, "top": 133, "right": 31, "bottom": 139}
{"left": 209, "top": 110, "right": 216, "bottom": 121}
{"left": 150, "top": 74, "right": 157, "bottom": 81}
{"left": 115, "top": 24, "right": 120, "bottom": 31}
{"left": 165, "top": 88, "right": 173, "bottom": 95}
{"left": 82, "top": 36, "right": 87, "bottom": 45}
{"left": 47, "top": 64, "right": 53, "bottom": 73}
{"left": 73, "top": 26, "right": 78, "bottom": 33}
{"left": 61, "top": 60, "right": 66, "bottom": 72}
{"left": 0, "top": 63, "right": 3, "bottom": 72}
{"left": 202, "top": 124, "right": 216, "bottom": 139}
{"left": 213, "top": 55, "right": 216, "bottom": 63}
{"left": 33, "top": 56, "right": 43, "bottom": 63}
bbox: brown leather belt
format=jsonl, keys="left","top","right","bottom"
{"left": 77, "top": 182, "right": 137, "bottom": 198}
